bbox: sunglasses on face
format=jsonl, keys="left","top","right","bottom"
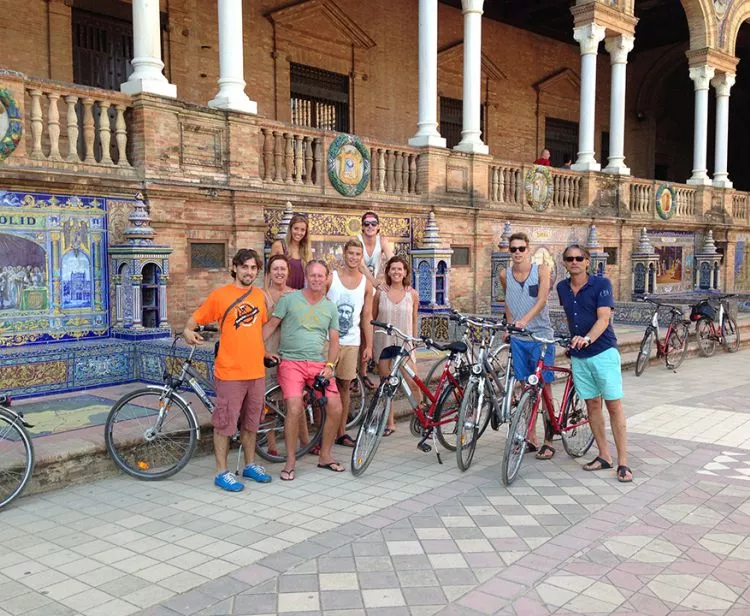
{"left": 509, "top": 246, "right": 527, "bottom": 253}
{"left": 362, "top": 220, "right": 379, "bottom": 227}
{"left": 564, "top": 256, "right": 586, "bottom": 263}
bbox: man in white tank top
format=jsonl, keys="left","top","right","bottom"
{"left": 357, "top": 211, "right": 394, "bottom": 291}
{"left": 327, "top": 239, "right": 374, "bottom": 446}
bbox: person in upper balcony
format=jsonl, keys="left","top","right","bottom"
{"left": 534, "top": 148, "right": 552, "bottom": 166}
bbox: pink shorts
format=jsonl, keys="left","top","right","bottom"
{"left": 277, "top": 360, "right": 339, "bottom": 399}
{"left": 212, "top": 377, "right": 265, "bottom": 437}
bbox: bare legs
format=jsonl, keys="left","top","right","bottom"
{"left": 213, "top": 429, "right": 257, "bottom": 473}
{"left": 337, "top": 378, "right": 351, "bottom": 438}
{"left": 585, "top": 396, "right": 629, "bottom": 474}
{"left": 282, "top": 394, "right": 343, "bottom": 474}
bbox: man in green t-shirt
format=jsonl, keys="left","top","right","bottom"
{"left": 263, "top": 260, "right": 345, "bottom": 481}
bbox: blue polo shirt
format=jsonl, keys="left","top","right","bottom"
{"left": 557, "top": 276, "right": 617, "bottom": 358}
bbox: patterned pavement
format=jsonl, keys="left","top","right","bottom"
{"left": 1, "top": 351, "right": 750, "bottom": 616}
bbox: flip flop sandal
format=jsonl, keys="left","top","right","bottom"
{"left": 335, "top": 435, "right": 356, "bottom": 447}
{"left": 383, "top": 428, "right": 395, "bottom": 437}
{"left": 309, "top": 444, "right": 321, "bottom": 456}
{"left": 280, "top": 468, "right": 295, "bottom": 481}
{"left": 525, "top": 443, "right": 539, "bottom": 454}
{"left": 317, "top": 462, "right": 345, "bottom": 473}
{"left": 583, "top": 456, "right": 613, "bottom": 471}
{"left": 617, "top": 465, "right": 633, "bottom": 483}
{"left": 535, "top": 444, "right": 556, "bottom": 460}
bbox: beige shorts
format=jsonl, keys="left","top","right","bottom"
{"left": 335, "top": 345, "right": 359, "bottom": 381}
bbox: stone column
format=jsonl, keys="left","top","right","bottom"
{"left": 131, "top": 275, "right": 143, "bottom": 327}
{"left": 409, "top": 0, "right": 445, "bottom": 147}
{"left": 571, "top": 23, "right": 606, "bottom": 172}
{"left": 711, "top": 72, "right": 735, "bottom": 189}
{"left": 687, "top": 65, "right": 715, "bottom": 186}
{"left": 159, "top": 274, "right": 169, "bottom": 327}
{"left": 208, "top": 0, "right": 257, "bottom": 113}
{"left": 454, "top": 0, "right": 488, "bottom": 154}
{"left": 603, "top": 34, "right": 634, "bottom": 175}
{"left": 121, "top": 0, "right": 177, "bottom": 97}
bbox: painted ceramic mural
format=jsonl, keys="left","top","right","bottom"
{"left": 646, "top": 230, "right": 696, "bottom": 293}
{"left": 736, "top": 235, "right": 750, "bottom": 292}
{"left": 0, "top": 190, "right": 117, "bottom": 346}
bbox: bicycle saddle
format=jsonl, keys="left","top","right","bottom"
{"left": 428, "top": 340, "right": 468, "bottom": 354}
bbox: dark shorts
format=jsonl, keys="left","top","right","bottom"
{"left": 212, "top": 377, "right": 265, "bottom": 437}
{"left": 510, "top": 337, "right": 555, "bottom": 385}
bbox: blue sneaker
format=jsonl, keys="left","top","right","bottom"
{"left": 242, "top": 463, "right": 272, "bottom": 483}
{"left": 214, "top": 471, "right": 244, "bottom": 492}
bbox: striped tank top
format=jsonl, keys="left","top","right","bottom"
{"left": 505, "top": 263, "right": 553, "bottom": 338}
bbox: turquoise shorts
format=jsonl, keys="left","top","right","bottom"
{"left": 570, "top": 347, "right": 623, "bottom": 401}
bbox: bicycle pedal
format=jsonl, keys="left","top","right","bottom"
{"left": 417, "top": 442, "right": 432, "bottom": 453}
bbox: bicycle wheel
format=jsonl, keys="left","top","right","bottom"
{"left": 0, "top": 409, "right": 34, "bottom": 509}
{"left": 502, "top": 389, "right": 536, "bottom": 486}
{"left": 722, "top": 315, "right": 741, "bottom": 353}
{"left": 105, "top": 389, "right": 197, "bottom": 480}
{"left": 489, "top": 344, "right": 509, "bottom": 376}
{"left": 351, "top": 383, "right": 391, "bottom": 476}
{"left": 424, "top": 356, "right": 449, "bottom": 390}
{"left": 345, "top": 375, "right": 367, "bottom": 429}
{"left": 433, "top": 380, "right": 464, "bottom": 452}
{"left": 696, "top": 318, "right": 717, "bottom": 357}
{"left": 665, "top": 322, "right": 690, "bottom": 369}
{"left": 256, "top": 385, "right": 325, "bottom": 463}
{"left": 456, "top": 380, "right": 489, "bottom": 472}
{"left": 634, "top": 330, "right": 654, "bottom": 376}
{"left": 559, "top": 389, "right": 594, "bottom": 458}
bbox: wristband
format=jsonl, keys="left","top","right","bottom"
{"left": 325, "top": 362, "right": 335, "bottom": 369}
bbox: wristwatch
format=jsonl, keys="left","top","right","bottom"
{"left": 583, "top": 336, "right": 592, "bottom": 345}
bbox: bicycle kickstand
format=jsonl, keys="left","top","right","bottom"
{"left": 431, "top": 431, "right": 443, "bottom": 465}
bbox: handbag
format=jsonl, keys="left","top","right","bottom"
{"left": 214, "top": 288, "right": 254, "bottom": 358}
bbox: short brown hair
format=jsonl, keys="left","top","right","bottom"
{"left": 231, "top": 248, "right": 262, "bottom": 278}
{"left": 508, "top": 232, "right": 530, "bottom": 246}
{"left": 562, "top": 244, "right": 591, "bottom": 259}
{"left": 384, "top": 256, "right": 411, "bottom": 287}
{"left": 267, "top": 254, "right": 289, "bottom": 271}
{"left": 344, "top": 239, "right": 364, "bottom": 253}
{"left": 361, "top": 211, "right": 379, "bottom": 224}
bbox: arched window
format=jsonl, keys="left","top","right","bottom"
{"left": 141, "top": 263, "right": 161, "bottom": 328}
{"left": 436, "top": 261, "right": 447, "bottom": 305}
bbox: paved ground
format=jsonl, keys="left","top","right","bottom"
{"left": 2, "top": 350, "right": 750, "bottom": 616}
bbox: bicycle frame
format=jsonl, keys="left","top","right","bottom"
{"left": 526, "top": 343, "right": 581, "bottom": 436}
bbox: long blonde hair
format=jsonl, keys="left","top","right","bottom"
{"left": 286, "top": 214, "right": 311, "bottom": 263}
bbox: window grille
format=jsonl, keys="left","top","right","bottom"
{"left": 439, "top": 97, "right": 486, "bottom": 149}
{"left": 290, "top": 63, "right": 349, "bottom": 132}
{"left": 544, "top": 118, "right": 579, "bottom": 168}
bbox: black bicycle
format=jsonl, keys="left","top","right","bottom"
{"left": 104, "top": 327, "right": 326, "bottom": 480}
{"left": 0, "top": 395, "right": 35, "bottom": 509}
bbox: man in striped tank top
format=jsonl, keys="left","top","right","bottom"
{"left": 499, "top": 232, "right": 557, "bottom": 460}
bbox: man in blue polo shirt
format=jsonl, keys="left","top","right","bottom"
{"left": 557, "top": 244, "right": 632, "bottom": 483}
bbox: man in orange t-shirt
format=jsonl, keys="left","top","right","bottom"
{"left": 183, "top": 248, "right": 271, "bottom": 492}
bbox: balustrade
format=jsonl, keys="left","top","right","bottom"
{"left": 673, "top": 185, "right": 697, "bottom": 218}
{"left": 629, "top": 180, "right": 653, "bottom": 216}
{"left": 550, "top": 169, "right": 582, "bottom": 209}
{"left": 24, "top": 81, "right": 132, "bottom": 167}
{"left": 488, "top": 163, "right": 523, "bottom": 205}
{"left": 733, "top": 193, "right": 749, "bottom": 221}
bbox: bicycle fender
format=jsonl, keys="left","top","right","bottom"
{"left": 141, "top": 386, "right": 201, "bottom": 440}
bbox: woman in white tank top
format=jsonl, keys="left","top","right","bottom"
{"left": 372, "top": 256, "right": 420, "bottom": 435}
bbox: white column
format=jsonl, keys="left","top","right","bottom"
{"left": 711, "top": 72, "right": 735, "bottom": 188}
{"left": 409, "top": 0, "right": 446, "bottom": 147}
{"left": 208, "top": 0, "right": 257, "bottom": 114}
{"left": 687, "top": 65, "right": 715, "bottom": 186}
{"left": 121, "top": 0, "right": 176, "bottom": 97}
{"left": 571, "top": 23, "right": 606, "bottom": 172}
{"left": 454, "top": 0, "right": 488, "bottom": 154}
{"left": 603, "top": 34, "right": 634, "bottom": 175}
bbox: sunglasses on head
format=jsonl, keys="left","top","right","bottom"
{"left": 564, "top": 255, "right": 586, "bottom": 262}
{"left": 509, "top": 246, "right": 527, "bottom": 253}
{"left": 362, "top": 220, "right": 378, "bottom": 227}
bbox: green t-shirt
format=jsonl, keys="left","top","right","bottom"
{"left": 273, "top": 290, "right": 339, "bottom": 361}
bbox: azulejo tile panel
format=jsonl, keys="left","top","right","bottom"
{"left": 0, "top": 360, "right": 67, "bottom": 390}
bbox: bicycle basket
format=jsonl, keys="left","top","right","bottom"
{"left": 690, "top": 300, "right": 715, "bottom": 322}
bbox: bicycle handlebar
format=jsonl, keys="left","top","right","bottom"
{"left": 509, "top": 325, "right": 571, "bottom": 347}
{"left": 449, "top": 310, "right": 505, "bottom": 329}
{"left": 641, "top": 296, "right": 684, "bottom": 315}
{"left": 371, "top": 319, "right": 445, "bottom": 351}
{"left": 194, "top": 325, "right": 218, "bottom": 333}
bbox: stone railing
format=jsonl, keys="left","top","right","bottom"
{"left": 628, "top": 179, "right": 697, "bottom": 219}
{"left": 23, "top": 78, "right": 133, "bottom": 168}
{"left": 673, "top": 183, "right": 697, "bottom": 218}
{"left": 488, "top": 162, "right": 582, "bottom": 210}
{"left": 733, "top": 192, "right": 749, "bottom": 221}
{"left": 629, "top": 179, "right": 654, "bottom": 216}
{"left": 257, "top": 121, "right": 420, "bottom": 197}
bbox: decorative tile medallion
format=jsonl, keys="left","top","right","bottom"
{"left": 656, "top": 183, "right": 676, "bottom": 220}
{"left": 524, "top": 165, "right": 553, "bottom": 212}
{"left": 0, "top": 88, "right": 22, "bottom": 161}
{"left": 327, "top": 134, "right": 371, "bottom": 197}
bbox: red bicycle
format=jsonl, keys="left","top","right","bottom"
{"left": 501, "top": 331, "right": 594, "bottom": 486}
{"left": 351, "top": 320, "right": 468, "bottom": 476}
{"left": 634, "top": 296, "right": 691, "bottom": 376}
{"left": 691, "top": 294, "right": 741, "bottom": 356}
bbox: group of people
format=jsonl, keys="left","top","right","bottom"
{"left": 184, "top": 210, "right": 632, "bottom": 492}
{"left": 534, "top": 148, "right": 573, "bottom": 169}
{"left": 0, "top": 264, "right": 45, "bottom": 310}
{"left": 184, "top": 211, "right": 421, "bottom": 491}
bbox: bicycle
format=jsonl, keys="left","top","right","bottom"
{"left": 449, "top": 313, "right": 507, "bottom": 471}
{"left": 501, "top": 330, "right": 594, "bottom": 486}
{"left": 0, "top": 395, "right": 35, "bottom": 509}
{"left": 351, "top": 319, "right": 468, "bottom": 476}
{"left": 691, "top": 295, "right": 741, "bottom": 357}
{"left": 104, "top": 326, "right": 326, "bottom": 480}
{"left": 634, "top": 296, "right": 691, "bottom": 376}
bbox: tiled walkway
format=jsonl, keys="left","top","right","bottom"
{"left": 1, "top": 352, "right": 750, "bottom": 616}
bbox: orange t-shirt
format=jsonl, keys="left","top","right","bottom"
{"left": 192, "top": 285, "right": 268, "bottom": 381}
